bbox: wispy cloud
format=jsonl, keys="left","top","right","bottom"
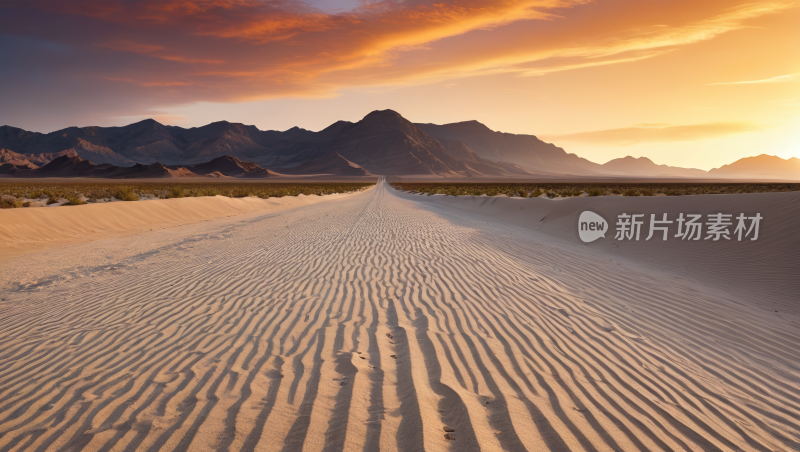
{"left": 1, "top": 0, "right": 796, "bottom": 122}
{"left": 320, "top": 0, "right": 798, "bottom": 92}
{"left": 105, "top": 77, "right": 208, "bottom": 87}
{"left": 542, "top": 122, "right": 764, "bottom": 145}
{"left": 516, "top": 53, "right": 662, "bottom": 77}
{"left": 709, "top": 73, "right": 800, "bottom": 85}
{"left": 96, "top": 41, "right": 224, "bottom": 64}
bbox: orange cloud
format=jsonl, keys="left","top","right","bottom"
{"left": 96, "top": 40, "right": 224, "bottom": 64}
{"left": 3, "top": 0, "right": 797, "bottom": 106}
{"left": 96, "top": 40, "right": 164, "bottom": 53}
{"left": 158, "top": 55, "right": 225, "bottom": 64}
{"left": 105, "top": 77, "right": 207, "bottom": 87}
{"left": 542, "top": 122, "right": 764, "bottom": 145}
{"left": 301, "top": 0, "right": 797, "bottom": 96}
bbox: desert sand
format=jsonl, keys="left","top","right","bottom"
{"left": 0, "top": 178, "right": 798, "bottom": 451}
{"left": 0, "top": 190, "right": 367, "bottom": 261}
{"left": 403, "top": 189, "right": 800, "bottom": 310}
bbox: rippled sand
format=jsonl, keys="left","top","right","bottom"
{"left": 0, "top": 180, "right": 798, "bottom": 451}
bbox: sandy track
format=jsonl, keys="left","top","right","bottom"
{"left": 0, "top": 179, "right": 798, "bottom": 451}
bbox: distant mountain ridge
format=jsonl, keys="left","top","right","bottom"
{"left": 2, "top": 110, "right": 798, "bottom": 179}
{"left": 279, "top": 152, "right": 373, "bottom": 176}
{"left": 0, "top": 148, "right": 79, "bottom": 173}
{"left": 601, "top": 156, "right": 707, "bottom": 178}
{"left": 709, "top": 154, "right": 800, "bottom": 178}
{"left": 4, "top": 152, "right": 372, "bottom": 179}
{"left": 182, "top": 156, "right": 283, "bottom": 178}
{"left": 15, "top": 155, "right": 198, "bottom": 178}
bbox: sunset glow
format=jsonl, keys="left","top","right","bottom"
{"left": 1, "top": 0, "right": 798, "bottom": 169}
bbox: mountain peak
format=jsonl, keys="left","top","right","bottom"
{"left": 459, "top": 119, "right": 492, "bottom": 129}
{"left": 441, "top": 120, "right": 493, "bottom": 132}
{"left": 209, "top": 155, "right": 243, "bottom": 163}
{"left": 284, "top": 126, "right": 312, "bottom": 134}
{"left": 615, "top": 156, "right": 655, "bottom": 163}
{"left": 361, "top": 109, "right": 408, "bottom": 124}
{"left": 130, "top": 118, "right": 164, "bottom": 128}
{"left": 364, "top": 109, "right": 403, "bottom": 118}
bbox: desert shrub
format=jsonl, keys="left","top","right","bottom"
{"left": 136, "top": 187, "right": 157, "bottom": 196}
{"left": 165, "top": 186, "right": 184, "bottom": 199}
{"left": 63, "top": 195, "right": 86, "bottom": 206}
{"left": 43, "top": 190, "right": 59, "bottom": 204}
{"left": 198, "top": 188, "right": 220, "bottom": 197}
{"left": 113, "top": 187, "right": 139, "bottom": 201}
{"left": 0, "top": 197, "right": 21, "bottom": 209}
{"left": 228, "top": 188, "right": 251, "bottom": 198}
{"left": 391, "top": 182, "right": 800, "bottom": 199}
{"left": 0, "top": 182, "right": 372, "bottom": 207}
{"left": 86, "top": 188, "right": 111, "bottom": 201}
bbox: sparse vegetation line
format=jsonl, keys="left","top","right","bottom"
{"left": 391, "top": 182, "right": 800, "bottom": 198}
{"left": 0, "top": 182, "right": 374, "bottom": 208}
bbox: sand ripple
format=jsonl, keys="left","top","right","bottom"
{"left": 0, "top": 179, "right": 798, "bottom": 451}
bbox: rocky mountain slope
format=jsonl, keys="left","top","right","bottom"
{"left": 416, "top": 120, "right": 602, "bottom": 175}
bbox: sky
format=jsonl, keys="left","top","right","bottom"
{"left": 0, "top": 0, "right": 798, "bottom": 170}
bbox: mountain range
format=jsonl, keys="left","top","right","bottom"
{"left": 1, "top": 110, "right": 797, "bottom": 179}
{"left": 708, "top": 154, "right": 800, "bottom": 178}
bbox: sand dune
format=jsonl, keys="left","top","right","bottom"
{"left": 401, "top": 189, "right": 800, "bottom": 310}
{"left": 0, "top": 179, "right": 798, "bottom": 451}
{"left": 0, "top": 191, "right": 367, "bottom": 261}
